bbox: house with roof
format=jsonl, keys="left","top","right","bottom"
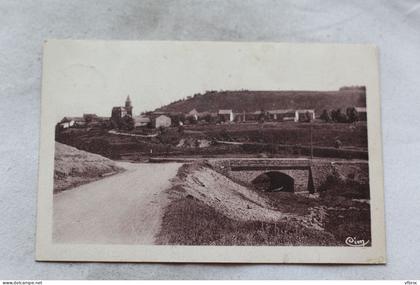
{"left": 244, "top": 110, "right": 262, "bottom": 122}
{"left": 59, "top": 116, "right": 86, "bottom": 128}
{"left": 187, "top": 109, "right": 200, "bottom": 121}
{"left": 134, "top": 115, "right": 151, "bottom": 128}
{"left": 153, "top": 114, "right": 171, "bottom": 128}
{"left": 218, "top": 109, "right": 234, "bottom": 122}
{"left": 267, "top": 109, "right": 296, "bottom": 121}
{"left": 295, "top": 109, "right": 316, "bottom": 122}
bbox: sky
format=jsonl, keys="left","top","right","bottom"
{"left": 42, "top": 40, "right": 378, "bottom": 122}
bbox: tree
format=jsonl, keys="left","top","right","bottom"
{"left": 171, "top": 113, "right": 185, "bottom": 126}
{"left": 346, "top": 107, "right": 358, "bottom": 123}
{"left": 120, "top": 115, "right": 134, "bottom": 130}
{"left": 331, "top": 108, "right": 347, "bottom": 123}
{"left": 158, "top": 126, "right": 166, "bottom": 134}
{"left": 320, "top": 109, "right": 331, "bottom": 122}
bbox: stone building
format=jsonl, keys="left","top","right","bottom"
{"left": 134, "top": 115, "right": 151, "bottom": 127}
{"left": 110, "top": 96, "right": 133, "bottom": 128}
{"left": 218, "top": 109, "right": 234, "bottom": 122}
{"left": 153, "top": 114, "right": 171, "bottom": 128}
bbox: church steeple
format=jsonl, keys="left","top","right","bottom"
{"left": 125, "top": 95, "right": 133, "bottom": 116}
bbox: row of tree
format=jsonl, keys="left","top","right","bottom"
{"left": 320, "top": 107, "right": 359, "bottom": 123}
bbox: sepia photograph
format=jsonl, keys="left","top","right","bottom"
{"left": 36, "top": 40, "right": 385, "bottom": 263}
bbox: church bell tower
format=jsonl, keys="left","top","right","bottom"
{"left": 125, "top": 95, "right": 133, "bottom": 116}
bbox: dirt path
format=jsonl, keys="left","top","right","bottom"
{"left": 53, "top": 162, "right": 181, "bottom": 244}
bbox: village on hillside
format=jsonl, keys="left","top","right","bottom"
{"left": 56, "top": 91, "right": 367, "bottom": 132}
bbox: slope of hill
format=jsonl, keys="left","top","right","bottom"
{"left": 155, "top": 89, "right": 366, "bottom": 114}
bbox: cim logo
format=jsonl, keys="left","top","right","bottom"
{"left": 345, "top": 236, "right": 370, "bottom": 247}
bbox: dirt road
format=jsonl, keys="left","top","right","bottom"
{"left": 53, "top": 162, "right": 181, "bottom": 244}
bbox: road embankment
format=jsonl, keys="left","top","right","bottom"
{"left": 54, "top": 142, "right": 124, "bottom": 193}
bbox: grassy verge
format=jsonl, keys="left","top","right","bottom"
{"left": 156, "top": 194, "right": 337, "bottom": 246}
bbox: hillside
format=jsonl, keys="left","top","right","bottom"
{"left": 155, "top": 89, "right": 366, "bottom": 114}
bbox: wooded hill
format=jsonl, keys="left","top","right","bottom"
{"left": 155, "top": 88, "right": 366, "bottom": 114}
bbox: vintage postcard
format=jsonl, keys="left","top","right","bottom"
{"left": 36, "top": 40, "right": 386, "bottom": 263}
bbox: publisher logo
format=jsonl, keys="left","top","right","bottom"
{"left": 345, "top": 236, "right": 370, "bottom": 247}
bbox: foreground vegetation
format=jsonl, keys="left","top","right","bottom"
{"left": 156, "top": 195, "right": 338, "bottom": 246}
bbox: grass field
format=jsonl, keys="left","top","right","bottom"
{"left": 56, "top": 121, "right": 368, "bottom": 160}
{"left": 186, "top": 121, "right": 368, "bottom": 149}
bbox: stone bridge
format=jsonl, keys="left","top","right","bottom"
{"left": 149, "top": 157, "right": 369, "bottom": 194}
{"left": 208, "top": 158, "right": 369, "bottom": 193}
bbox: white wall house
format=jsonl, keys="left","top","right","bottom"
{"left": 153, "top": 115, "right": 172, "bottom": 128}
{"left": 295, "top": 110, "right": 316, "bottom": 122}
{"left": 218, "top": 109, "right": 234, "bottom": 122}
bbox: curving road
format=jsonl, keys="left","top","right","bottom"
{"left": 53, "top": 162, "right": 181, "bottom": 244}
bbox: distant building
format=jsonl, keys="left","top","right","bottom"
{"left": 295, "top": 109, "right": 316, "bottom": 122}
{"left": 153, "top": 115, "right": 171, "bottom": 128}
{"left": 355, "top": 107, "right": 367, "bottom": 121}
{"left": 246, "top": 110, "right": 262, "bottom": 121}
{"left": 218, "top": 109, "right": 234, "bottom": 122}
{"left": 268, "top": 109, "right": 295, "bottom": 121}
{"left": 234, "top": 111, "right": 247, "bottom": 122}
{"left": 197, "top": 111, "right": 217, "bottom": 123}
{"left": 187, "top": 109, "right": 199, "bottom": 121}
{"left": 134, "top": 115, "right": 151, "bottom": 128}
{"left": 59, "top": 116, "right": 85, "bottom": 128}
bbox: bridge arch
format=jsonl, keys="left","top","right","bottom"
{"left": 251, "top": 171, "right": 294, "bottom": 192}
